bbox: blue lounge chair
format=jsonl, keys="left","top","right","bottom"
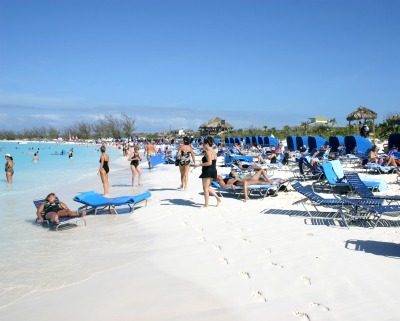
{"left": 291, "top": 181, "right": 383, "bottom": 224}
{"left": 364, "top": 162, "right": 396, "bottom": 174}
{"left": 33, "top": 198, "right": 87, "bottom": 231}
{"left": 211, "top": 180, "right": 280, "bottom": 200}
{"left": 339, "top": 196, "right": 400, "bottom": 228}
{"left": 314, "top": 160, "right": 382, "bottom": 192}
{"left": 73, "top": 190, "right": 151, "bottom": 214}
{"left": 345, "top": 172, "right": 400, "bottom": 204}
{"left": 295, "top": 156, "right": 323, "bottom": 181}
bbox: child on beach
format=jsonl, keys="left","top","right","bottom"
{"left": 128, "top": 145, "right": 142, "bottom": 187}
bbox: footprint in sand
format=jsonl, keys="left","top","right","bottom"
{"left": 263, "top": 248, "right": 272, "bottom": 253}
{"left": 181, "top": 221, "right": 188, "bottom": 227}
{"left": 310, "top": 302, "right": 330, "bottom": 312}
{"left": 241, "top": 238, "right": 252, "bottom": 243}
{"left": 225, "top": 221, "right": 231, "bottom": 224}
{"left": 293, "top": 312, "right": 311, "bottom": 321}
{"left": 270, "top": 262, "right": 284, "bottom": 269}
{"left": 198, "top": 237, "right": 206, "bottom": 243}
{"left": 301, "top": 276, "right": 311, "bottom": 285}
{"left": 251, "top": 290, "right": 266, "bottom": 302}
{"left": 213, "top": 245, "right": 222, "bottom": 251}
{"left": 239, "top": 271, "right": 250, "bottom": 279}
{"left": 306, "top": 233, "right": 315, "bottom": 237}
{"left": 197, "top": 228, "right": 204, "bottom": 233}
{"left": 219, "top": 257, "right": 229, "bottom": 265}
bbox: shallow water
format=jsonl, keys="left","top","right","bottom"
{"left": 0, "top": 142, "right": 156, "bottom": 308}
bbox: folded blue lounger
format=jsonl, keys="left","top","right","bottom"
{"left": 73, "top": 190, "right": 151, "bottom": 214}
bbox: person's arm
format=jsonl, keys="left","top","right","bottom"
{"left": 190, "top": 148, "right": 195, "bottom": 164}
{"left": 37, "top": 203, "right": 45, "bottom": 222}
{"left": 59, "top": 201, "right": 70, "bottom": 210}
{"left": 98, "top": 155, "right": 104, "bottom": 174}
{"left": 177, "top": 146, "right": 182, "bottom": 159}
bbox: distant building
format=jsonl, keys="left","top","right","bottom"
{"left": 308, "top": 117, "right": 329, "bottom": 125}
{"left": 170, "top": 129, "right": 194, "bottom": 136}
{"left": 198, "top": 117, "right": 234, "bottom": 136}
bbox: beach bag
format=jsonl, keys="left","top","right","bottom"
{"left": 175, "top": 159, "right": 180, "bottom": 166}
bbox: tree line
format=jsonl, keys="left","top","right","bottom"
{"left": 0, "top": 113, "right": 136, "bottom": 140}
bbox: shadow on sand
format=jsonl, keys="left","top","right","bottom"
{"left": 345, "top": 239, "right": 400, "bottom": 259}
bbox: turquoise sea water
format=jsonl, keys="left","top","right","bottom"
{"left": 0, "top": 142, "right": 122, "bottom": 197}
{"left": 0, "top": 142, "right": 150, "bottom": 308}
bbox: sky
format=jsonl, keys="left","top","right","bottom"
{"left": 1, "top": 0, "right": 399, "bottom": 133}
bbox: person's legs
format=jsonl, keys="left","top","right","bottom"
{"left": 385, "top": 156, "right": 397, "bottom": 167}
{"left": 57, "top": 209, "right": 83, "bottom": 218}
{"left": 202, "top": 178, "right": 209, "bottom": 207}
{"left": 179, "top": 165, "right": 185, "bottom": 188}
{"left": 131, "top": 165, "right": 137, "bottom": 187}
{"left": 137, "top": 166, "right": 142, "bottom": 185}
{"left": 6, "top": 172, "right": 12, "bottom": 183}
{"left": 44, "top": 212, "right": 59, "bottom": 223}
{"left": 207, "top": 179, "right": 221, "bottom": 205}
{"left": 183, "top": 165, "right": 190, "bottom": 189}
{"left": 105, "top": 173, "right": 110, "bottom": 195}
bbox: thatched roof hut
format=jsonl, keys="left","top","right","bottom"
{"left": 199, "top": 117, "right": 233, "bottom": 136}
{"left": 346, "top": 106, "right": 378, "bottom": 122}
{"left": 346, "top": 106, "right": 378, "bottom": 139}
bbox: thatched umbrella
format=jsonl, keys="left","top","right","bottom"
{"left": 199, "top": 117, "right": 233, "bottom": 136}
{"left": 346, "top": 105, "right": 378, "bottom": 137}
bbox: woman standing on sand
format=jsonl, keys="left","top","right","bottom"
{"left": 195, "top": 136, "right": 221, "bottom": 208}
{"left": 128, "top": 145, "right": 143, "bottom": 187}
{"left": 98, "top": 145, "right": 110, "bottom": 195}
{"left": 177, "top": 136, "right": 195, "bottom": 190}
{"left": 5, "top": 154, "right": 14, "bottom": 183}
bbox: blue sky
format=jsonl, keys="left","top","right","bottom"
{"left": 1, "top": 0, "right": 399, "bottom": 133}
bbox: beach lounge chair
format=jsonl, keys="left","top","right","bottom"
{"left": 363, "top": 162, "right": 397, "bottom": 174}
{"left": 211, "top": 180, "right": 280, "bottom": 200}
{"left": 313, "top": 160, "right": 382, "bottom": 192}
{"left": 345, "top": 172, "right": 400, "bottom": 204}
{"left": 291, "top": 181, "right": 383, "bottom": 223}
{"left": 73, "top": 190, "right": 151, "bottom": 215}
{"left": 294, "top": 156, "right": 323, "bottom": 181}
{"left": 339, "top": 196, "right": 400, "bottom": 228}
{"left": 33, "top": 198, "right": 87, "bottom": 231}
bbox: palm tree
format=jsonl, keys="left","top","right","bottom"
{"left": 329, "top": 118, "right": 337, "bottom": 127}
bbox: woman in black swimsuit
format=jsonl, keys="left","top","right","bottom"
{"left": 195, "top": 136, "right": 221, "bottom": 208}
{"left": 128, "top": 145, "right": 142, "bottom": 187}
{"left": 98, "top": 145, "right": 110, "bottom": 195}
{"left": 177, "top": 136, "right": 195, "bottom": 190}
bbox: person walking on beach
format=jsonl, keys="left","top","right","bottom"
{"left": 195, "top": 136, "right": 221, "bottom": 208}
{"left": 144, "top": 141, "right": 156, "bottom": 169}
{"left": 128, "top": 145, "right": 143, "bottom": 187}
{"left": 98, "top": 145, "right": 110, "bottom": 195}
{"left": 5, "top": 154, "right": 14, "bottom": 183}
{"left": 177, "top": 136, "right": 195, "bottom": 190}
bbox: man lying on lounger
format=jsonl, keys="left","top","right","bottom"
{"left": 214, "top": 169, "right": 287, "bottom": 202}
{"left": 37, "top": 193, "right": 86, "bottom": 224}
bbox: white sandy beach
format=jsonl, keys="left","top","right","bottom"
{"left": 1, "top": 154, "right": 400, "bottom": 321}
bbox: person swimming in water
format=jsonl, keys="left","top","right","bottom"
{"left": 98, "top": 145, "right": 110, "bottom": 195}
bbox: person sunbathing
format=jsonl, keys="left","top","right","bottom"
{"left": 215, "top": 170, "right": 287, "bottom": 201}
{"left": 234, "top": 160, "right": 263, "bottom": 171}
{"left": 369, "top": 145, "right": 397, "bottom": 167}
{"left": 37, "top": 193, "right": 85, "bottom": 224}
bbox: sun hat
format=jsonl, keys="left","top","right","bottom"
{"left": 5, "top": 153, "right": 11, "bottom": 157}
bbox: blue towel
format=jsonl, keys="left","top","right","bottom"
{"left": 331, "top": 160, "right": 345, "bottom": 180}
